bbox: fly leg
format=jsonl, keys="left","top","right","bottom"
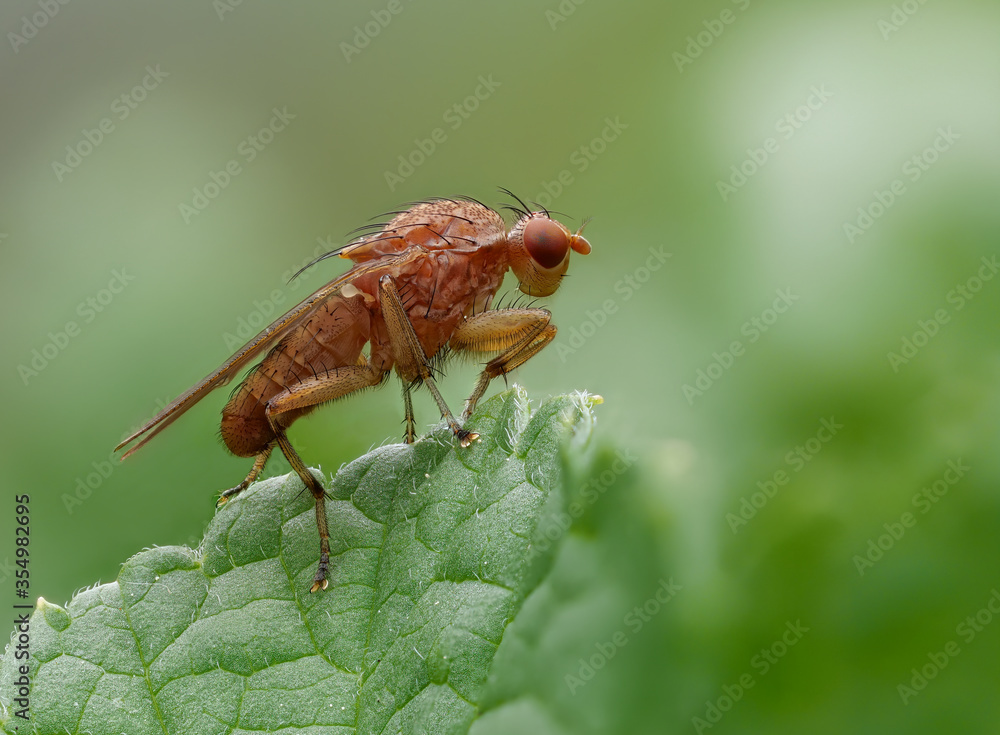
{"left": 266, "top": 420, "right": 334, "bottom": 594}
{"left": 402, "top": 382, "right": 417, "bottom": 444}
{"left": 263, "top": 362, "right": 385, "bottom": 592}
{"left": 448, "top": 308, "right": 555, "bottom": 420}
{"left": 378, "top": 274, "right": 479, "bottom": 447}
{"left": 217, "top": 444, "right": 274, "bottom": 506}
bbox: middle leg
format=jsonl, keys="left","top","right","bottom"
{"left": 378, "top": 274, "right": 479, "bottom": 446}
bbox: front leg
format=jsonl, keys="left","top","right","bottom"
{"left": 448, "top": 308, "right": 556, "bottom": 419}
{"left": 378, "top": 274, "right": 479, "bottom": 447}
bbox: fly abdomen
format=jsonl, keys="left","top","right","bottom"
{"left": 221, "top": 293, "right": 372, "bottom": 456}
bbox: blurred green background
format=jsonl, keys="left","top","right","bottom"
{"left": 2, "top": 0, "right": 999, "bottom": 732}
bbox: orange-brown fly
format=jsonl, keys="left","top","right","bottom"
{"left": 115, "top": 193, "right": 591, "bottom": 592}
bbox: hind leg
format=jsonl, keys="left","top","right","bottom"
{"left": 217, "top": 445, "right": 274, "bottom": 507}
{"left": 264, "top": 363, "right": 385, "bottom": 592}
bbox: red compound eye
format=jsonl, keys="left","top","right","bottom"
{"left": 523, "top": 218, "right": 569, "bottom": 270}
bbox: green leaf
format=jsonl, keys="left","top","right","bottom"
{"left": 1, "top": 388, "right": 601, "bottom": 735}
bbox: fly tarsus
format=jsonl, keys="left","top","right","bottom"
{"left": 458, "top": 428, "right": 480, "bottom": 447}
{"left": 402, "top": 382, "right": 417, "bottom": 444}
{"left": 310, "top": 551, "right": 330, "bottom": 593}
{"left": 217, "top": 445, "right": 274, "bottom": 507}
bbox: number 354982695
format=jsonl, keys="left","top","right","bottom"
{"left": 15, "top": 495, "right": 29, "bottom": 590}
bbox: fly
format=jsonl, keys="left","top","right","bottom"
{"left": 115, "top": 193, "right": 591, "bottom": 592}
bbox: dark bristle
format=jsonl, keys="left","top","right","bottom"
{"left": 289, "top": 247, "right": 350, "bottom": 283}
{"left": 500, "top": 204, "right": 529, "bottom": 219}
{"left": 400, "top": 196, "right": 461, "bottom": 209}
{"left": 529, "top": 200, "right": 550, "bottom": 217}
{"left": 455, "top": 194, "right": 492, "bottom": 211}
{"left": 425, "top": 274, "right": 439, "bottom": 318}
{"left": 498, "top": 187, "right": 532, "bottom": 218}
{"left": 345, "top": 222, "right": 390, "bottom": 237}
{"left": 425, "top": 225, "right": 476, "bottom": 246}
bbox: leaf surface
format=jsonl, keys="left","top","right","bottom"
{"left": 1, "top": 388, "right": 598, "bottom": 735}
